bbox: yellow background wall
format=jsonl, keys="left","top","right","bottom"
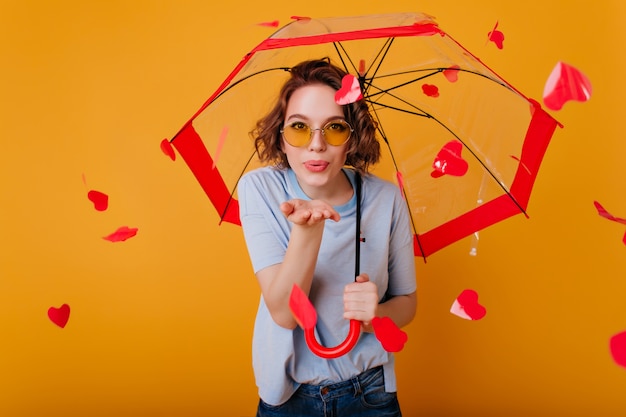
{"left": 2, "top": 1, "right": 625, "bottom": 416}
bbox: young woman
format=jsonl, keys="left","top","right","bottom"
{"left": 238, "top": 58, "right": 417, "bottom": 417}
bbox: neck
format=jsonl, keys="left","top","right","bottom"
{"left": 300, "top": 169, "right": 354, "bottom": 205}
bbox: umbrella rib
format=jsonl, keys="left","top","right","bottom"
{"left": 364, "top": 69, "right": 440, "bottom": 102}
{"left": 369, "top": 105, "right": 427, "bottom": 260}
{"left": 212, "top": 67, "right": 292, "bottom": 104}
{"left": 366, "top": 101, "right": 430, "bottom": 118}
{"left": 427, "top": 117, "right": 528, "bottom": 216}
{"left": 220, "top": 151, "right": 258, "bottom": 222}
{"left": 332, "top": 38, "right": 396, "bottom": 96}
{"left": 365, "top": 68, "right": 510, "bottom": 103}
{"left": 364, "top": 38, "right": 395, "bottom": 81}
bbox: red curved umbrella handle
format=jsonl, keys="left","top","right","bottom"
{"left": 304, "top": 319, "right": 361, "bottom": 359}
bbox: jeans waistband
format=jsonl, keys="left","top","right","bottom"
{"left": 296, "top": 366, "right": 383, "bottom": 399}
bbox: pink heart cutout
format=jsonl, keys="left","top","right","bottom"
{"left": 372, "top": 316, "right": 407, "bottom": 352}
{"left": 335, "top": 74, "right": 362, "bottom": 105}
{"left": 431, "top": 140, "right": 468, "bottom": 178}
{"left": 48, "top": 304, "right": 70, "bottom": 328}
{"left": 87, "top": 190, "right": 108, "bottom": 211}
{"left": 610, "top": 331, "right": 626, "bottom": 368}
{"left": 451, "top": 289, "right": 486, "bottom": 320}
{"left": 443, "top": 65, "right": 460, "bottom": 82}
{"left": 543, "top": 61, "right": 592, "bottom": 111}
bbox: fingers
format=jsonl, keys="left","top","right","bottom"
{"left": 281, "top": 199, "right": 340, "bottom": 225}
{"left": 355, "top": 273, "right": 370, "bottom": 283}
{"left": 279, "top": 201, "right": 295, "bottom": 217}
{"left": 343, "top": 276, "right": 378, "bottom": 322}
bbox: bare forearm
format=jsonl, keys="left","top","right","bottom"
{"left": 259, "top": 224, "right": 324, "bottom": 328}
{"left": 363, "top": 292, "right": 417, "bottom": 333}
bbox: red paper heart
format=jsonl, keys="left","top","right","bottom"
{"left": 48, "top": 304, "right": 70, "bottom": 328}
{"left": 594, "top": 201, "right": 626, "bottom": 225}
{"left": 487, "top": 21, "right": 505, "bottom": 49}
{"left": 609, "top": 331, "right": 626, "bottom": 368}
{"left": 257, "top": 20, "right": 279, "bottom": 28}
{"left": 443, "top": 65, "right": 460, "bottom": 82}
{"left": 160, "top": 138, "right": 176, "bottom": 161}
{"left": 289, "top": 284, "right": 317, "bottom": 330}
{"left": 372, "top": 316, "right": 407, "bottom": 352}
{"left": 335, "top": 74, "right": 362, "bottom": 105}
{"left": 421, "top": 83, "right": 439, "bottom": 98}
{"left": 103, "top": 226, "right": 138, "bottom": 242}
{"left": 431, "top": 140, "right": 468, "bottom": 178}
{"left": 543, "top": 61, "right": 592, "bottom": 111}
{"left": 87, "top": 190, "right": 108, "bottom": 211}
{"left": 396, "top": 171, "right": 405, "bottom": 198}
{"left": 451, "top": 289, "right": 486, "bottom": 320}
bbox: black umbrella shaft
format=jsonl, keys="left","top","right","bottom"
{"left": 354, "top": 172, "right": 362, "bottom": 281}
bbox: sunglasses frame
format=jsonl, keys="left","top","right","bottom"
{"left": 280, "top": 119, "right": 354, "bottom": 147}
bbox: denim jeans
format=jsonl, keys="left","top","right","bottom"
{"left": 255, "top": 366, "right": 402, "bottom": 417}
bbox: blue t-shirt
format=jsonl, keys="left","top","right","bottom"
{"left": 239, "top": 166, "right": 417, "bottom": 406}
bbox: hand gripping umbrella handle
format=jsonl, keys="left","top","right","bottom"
{"left": 304, "top": 319, "right": 361, "bottom": 359}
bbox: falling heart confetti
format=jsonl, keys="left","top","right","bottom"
{"left": 443, "top": 65, "right": 460, "bottom": 82}
{"left": 451, "top": 289, "right": 486, "bottom": 320}
{"left": 335, "top": 74, "right": 362, "bottom": 105}
{"left": 487, "top": 21, "right": 505, "bottom": 49}
{"left": 431, "top": 140, "right": 468, "bottom": 178}
{"left": 610, "top": 331, "right": 626, "bottom": 368}
{"left": 289, "top": 284, "right": 317, "bottom": 330}
{"left": 87, "top": 190, "right": 108, "bottom": 211}
{"left": 594, "top": 201, "right": 626, "bottom": 225}
{"left": 212, "top": 126, "right": 229, "bottom": 169}
{"left": 372, "top": 316, "right": 408, "bottom": 352}
{"left": 160, "top": 138, "right": 176, "bottom": 161}
{"left": 594, "top": 201, "right": 626, "bottom": 245}
{"left": 396, "top": 171, "right": 406, "bottom": 198}
{"left": 103, "top": 226, "right": 138, "bottom": 242}
{"left": 257, "top": 20, "right": 279, "bottom": 28}
{"left": 48, "top": 304, "right": 70, "bottom": 328}
{"left": 543, "top": 61, "right": 592, "bottom": 111}
{"left": 422, "top": 84, "right": 439, "bottom": 98}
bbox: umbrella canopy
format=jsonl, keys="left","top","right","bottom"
{"left": 168, "top": 12, "right": 561, "bottom": 259}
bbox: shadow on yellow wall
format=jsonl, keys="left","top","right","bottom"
{"left": 1, "top": 1, "right": 625, "bottom": 416}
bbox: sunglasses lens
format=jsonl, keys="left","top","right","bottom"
{"left": 282, "top": 122, "right": 310, "bottom": 147}
{"left": 323, "top": 120, "right": 352, "bottom": 146}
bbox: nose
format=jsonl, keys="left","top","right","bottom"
{"left": 308, "top": 128, "right": 326, "bottom": 150}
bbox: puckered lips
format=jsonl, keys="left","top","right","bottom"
{"left": 304, "top": 160, "right": 329, "bottom": 172}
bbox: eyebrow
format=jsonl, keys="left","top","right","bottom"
{"left": 285, "top": 114, "right": 346, "bottom": 123}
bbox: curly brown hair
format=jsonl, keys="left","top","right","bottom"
{"left": 251, "top": 58, "right": 380, "bottom": 174}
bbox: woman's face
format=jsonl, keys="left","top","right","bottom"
{"left": 281, "top": 84, "right": 351, "bottom": 202}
